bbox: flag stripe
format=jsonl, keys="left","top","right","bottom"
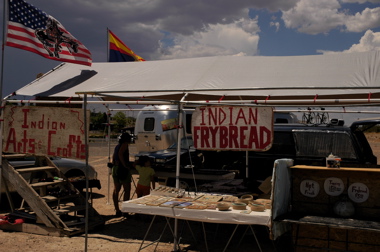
{"left": 109, "top": 43, "right": 136, "bottom": 57}
{"left": 6, "top": 41, "right": 92, "bottom": 65}
{"left": 7, "top": 23, "right": 91, "bottom": 64}
{"left": 7, "top": 22, "right": 91, "bottom": 65}
{"left": 7, "top": 37, "right": 92, "bottom": 62}
{"left": 109, "top": 35, "right": 133, "bottom": 55}
{"left": 7, "top": 31, "right": 91, "bottom": 58}
{"left": 6, "top": 0, "right": 92, "bottom": 66}
{"left": 109, "top": 45, "right": 143, "bottom": 60}
{"left": 108, "top": 29, "right": 145, "bottom": 62}
{"left": 8, "top": 23, "right": 92, "bottom": 56}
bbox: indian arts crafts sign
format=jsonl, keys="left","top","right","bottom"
{"left": 3, "top": 106, "right": 89, "bottom": 159}
{"left": 191, "top": 106, "right": 274, "bottom": 151}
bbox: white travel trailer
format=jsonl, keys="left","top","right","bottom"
{"left": 129, "top": 105, "right": 192, "bottom": 159}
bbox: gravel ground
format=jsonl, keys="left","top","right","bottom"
{"left": 0, "top": 140, "right": 283, "bottom": 252}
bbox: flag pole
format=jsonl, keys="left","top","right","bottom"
{"left": 0, "top": 0, "right": 8, "bottom": 206}
{"left": 106, "top": 27, "right": 109, "bottom": 62}
{"left": 1, "top": 0, "right": 6, "bottom": 99}
{"left": 106, "top": 28, "right": 112, "bottom": 205}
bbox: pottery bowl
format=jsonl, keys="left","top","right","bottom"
{"left": 249, "top": 203, "right": 265, "bottom": 212}
{"left": 217, "top": 202, "right": 231, "bottom": 211}
{"left": 232, "top": 202, "right": 247, "bottom": 210}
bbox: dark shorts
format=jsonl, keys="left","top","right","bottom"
{"left": 112, "top": 165, "right": 132, "bottom": 184}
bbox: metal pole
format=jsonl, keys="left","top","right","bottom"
{"left": 246, "top": 150, "right": 249, "bottom": 179}
{"left": 83, "top": 94, "right": 89, "bottom": 252}
{"left": 0, "top": 0, "right": 8, "bottom": 206}
{"left": 175, "top": 103, "right": 183, "bottom": 189}
{"left": 107, "top": 105, "right": 111, "bottom": 204}
{"left": 7, "top": 97, "right": 380, "bottom": 106}
{"left": 173, "top": 102, "right": 183, "bottom": 252}
{"left": 106, "top": 27, "right": 110, "bottom": 62}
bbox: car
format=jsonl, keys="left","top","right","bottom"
{"left": 135, "top": 136, "right": 205, "bottom": 171}
{"left": 4, "top": 155, "right": 101, "bottom": 191}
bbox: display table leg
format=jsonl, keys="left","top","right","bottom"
{"left": 138, "top": 215, "right": 170, "bottom": 252}
{"left": 185, "top": 220, "right": 198, "bottom": 244}
{"left": 223, "top": 225, "right": 263, "bottom": 252}
{"left": 201, "top": 222, "right": 209, "bottom": 252}
{"left": 249, "top": 225, "right": 263, "bottom": 252}
{"left": 236, "top": 225, "right": 250, "bottom": 248}
{"left": 165, "top": 217, "right": 181, "bottom": 252}
{"left": 223, "top": 224, "right": 239, "bottom": 252}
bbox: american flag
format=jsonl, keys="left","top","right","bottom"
{"left": 6, "top": 0, "right": 92, "bottom": 66}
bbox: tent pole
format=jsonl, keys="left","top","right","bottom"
{"left": 173, "top": 102, "right": 184, "bottom": 252}
{"left": 175, "top": 102, "right": 184, "bottom": 189}
{"left": 83, "top": 94, "right": 89, "bottom": 252}
{"left": 7, "top": 98, "right": 380, "bottom": 106}
{"left": 246, "top": 150, "right": 249, "bottom": 179}
{"left": 107, "top": 105, "right": 111, "bottom": 204}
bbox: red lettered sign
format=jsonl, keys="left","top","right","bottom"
{"left": 3, "top": 106, "right": 89, "bottom": 159}
{"left": 191, "top": 106, "right": 273, "bottom": 151}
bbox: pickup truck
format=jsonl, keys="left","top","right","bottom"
{"left": 231, "top": 118, "right": 380, "bottom": 182}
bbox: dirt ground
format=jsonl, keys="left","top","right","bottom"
{"left": 0, "top": 140, "right": 281, "bottom": 252}
{"left": 3, "top": 133, "right": 379, "bottom": 252}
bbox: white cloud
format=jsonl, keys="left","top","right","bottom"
{"left": 345, "top": 7, "right": 380, "bottom": 32}
{"left": 341, "top": 0, "right": 380, "bottom": 3}
{"left": 282, "top": 0, "right": 345, "bottom": 35}
{"left": 9, "top": 1, "right": 380, "bottom": 60}
{"left": 318, "top": 30, "right": 380, "bottom": 54}
{"left": 270, "top": 21, "right": 280, "bottom": 32}
{"left": 344, "top": 30, "right": 380, "bottom": 52}
{"left": 281, "top": 0, "right": 380, "bottom": 34}
{"left": 155, "top": 18, "right": 260, "bottom": 59}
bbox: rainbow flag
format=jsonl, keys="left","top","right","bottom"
{"left": 108, "top": 29, "right": 145, "bottom": 62}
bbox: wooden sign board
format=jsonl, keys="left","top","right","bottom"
{"left": 191, "top": 106, "right": 273, "bottom": 151}
{"left": 3, "top": 105, "right": 89, "bottom": 159}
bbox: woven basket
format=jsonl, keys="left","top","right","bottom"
{"left": 239, "top": 194, "right": 254, "bottom": 204}
{"left": 249, "top": 203, "right": 265, "bottom": 212}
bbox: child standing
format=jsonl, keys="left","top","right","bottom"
{"left": 135, "top": 155, "right": 156, "bottom": 197}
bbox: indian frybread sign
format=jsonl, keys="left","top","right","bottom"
{"left": 191, "top": 106, "right": 273, "bottom": 151}
{"left": 3, "top": 105, "right": 89, "bottom": 159}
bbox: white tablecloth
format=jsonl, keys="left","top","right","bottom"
{"left": 121, "top": 201, "right": 271, "bottom": 226}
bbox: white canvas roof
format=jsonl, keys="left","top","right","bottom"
{"left": 13, "top": 51, "right": 380, "bottom": 105}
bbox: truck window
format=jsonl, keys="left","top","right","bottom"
{"left": 264, "top": 132, "right": 295, "bottom": 155}
{"left": 144, "top": 118, "right": 155, "bottom": 131}
{"left": 293, "top": 130, "right": 357, "bottom": 159}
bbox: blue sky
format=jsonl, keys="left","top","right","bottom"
{"left": 1, "top": 0, "right": 380, "bottom": 123}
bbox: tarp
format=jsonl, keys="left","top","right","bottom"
{"left": 13, "top": 51, "right": 380, "bottom": 103}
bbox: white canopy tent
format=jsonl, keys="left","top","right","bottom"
{"left": 10, "top": 51, "right": 380, "bottom": 105}
{"left": 4, "top": 51, "right": 380, "bottom": 249}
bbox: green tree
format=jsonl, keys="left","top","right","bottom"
{"left": 112, "top": 111, "right": 127, "bottom": 132}
{"left": 125, "top": 116, "right": 136, "bottom": 128}
{"left": 90, "top": 112, "right": 107, "bottom": 130}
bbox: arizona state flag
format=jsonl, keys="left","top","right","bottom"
{"left": 108, "top": 29, "right": 145, "bottom": 62}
